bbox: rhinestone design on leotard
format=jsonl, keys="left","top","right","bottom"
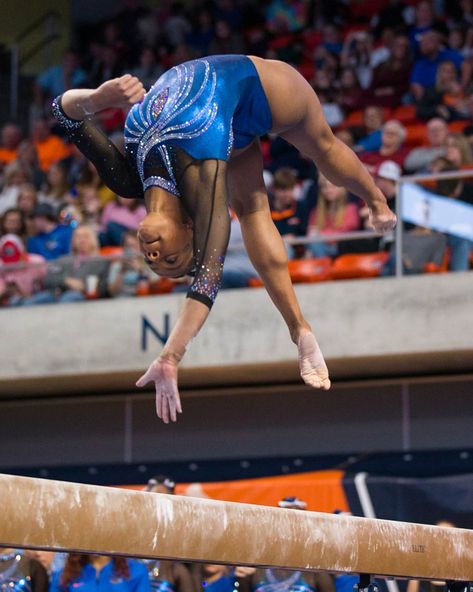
{"left": 51, "top": 97, "right": 83, "bottom": 130}
{"left": 125, "top": 60, "right": 218, "bottom": 198}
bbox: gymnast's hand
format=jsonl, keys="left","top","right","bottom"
{"left": 92, "top": 74, "right": 146, "bottom": 112}
{"left": 369, "top": 203, "right": 397, "bottom": 233}
{"left": 136, "top": 357, "right": 182, "bottom": 423}
{"left": 297, "top": 330, "right": 331, "bottom": 391}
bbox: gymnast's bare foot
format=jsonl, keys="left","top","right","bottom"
{"left": 297, "top": 330, "right": 331, "bottom": 390}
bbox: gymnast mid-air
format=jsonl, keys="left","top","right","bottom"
{"left": 54, "top": 54, "right": 396, "bottom": 423}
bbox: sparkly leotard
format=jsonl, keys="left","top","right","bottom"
{"left": 52, "top": 55, "right": 272, "bottom": 308}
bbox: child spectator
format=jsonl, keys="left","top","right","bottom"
{"left": 307, "top": 175, "right": 360, "bottom": 258}
{"left": 0, "top": 549, "right": 48, "bottom": 592}
{"left": 0, "top": 234, "right": 47, "bottom": 306}
{"left": 27, "top": 203, "right": 73, "bottom": 260}
{"left": 100, "top": 196, "right": 146, "bottom": 247}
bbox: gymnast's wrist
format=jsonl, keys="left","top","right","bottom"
{"left": 159, "top": 350, "right": 183, "bottom": 365}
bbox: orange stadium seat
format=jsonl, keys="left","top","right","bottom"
{"left": 342, "top": 110, "right": 364, "bottom": 128}
{"left": 99, "top": 246, "right": 124, "bottom": 258}
{"left": 392, "top": 105, "right": 417, "bottom": 124}
{"left": 288, "top": 257, "right": 332, "bottom": 283}
{"left": 330, "top": 252, "right": 389, "bottom": 280}
{"left": 405, "top": 124, "right": 427, "bottom": 147}
{"left": 448, "top": 120, "right": 470, "bottom": 134}
{"left": 248, "top": 257, "right": 332, "bottom": 287}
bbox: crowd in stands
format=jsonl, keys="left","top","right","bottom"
{"left": 0, "top": 0, "right": 472, "bottom": 306}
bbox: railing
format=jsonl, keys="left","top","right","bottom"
{"left": 9, "top": 10, "right": 62, "bottom": 120}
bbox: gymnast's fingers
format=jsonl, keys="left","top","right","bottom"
{"left": 136, "top": 369, "right": 152, "bottom": 387}
{"left": 155, "top": 389, "right": 163, "bottom": 420}
{"left": 161, "top": 392, "right": 170, "bottom": 424}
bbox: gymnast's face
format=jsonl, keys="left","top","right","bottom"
{"left": 138, "top": 211, "right": 194, "bottom": 278}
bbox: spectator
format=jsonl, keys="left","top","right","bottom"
{"left": 436, "top": 170, "right": 473, "bottom": 271}
{"left": 367, "top": 34, "right": 413, "bottom": 108}
{"left": 337, "top": 67, "right": 364, "bottom": 114}
{"left": 0, "top": 234, "right": 47, "bottom": 307}
{"left": 26, "top": 225, "right": 112, "bottom": 304}
{"left": 405, "top": 118, "right": 449, "bottom": 172}
{"left": 17, "top": 183, "right": 39, "bottom": 235}
{"left": 340, "top": 31, "right": 376, "bottom": 89}
{"left": 0, "top": 161, "right": 30, "bottom": 215}
{"left": 208, "top": 19, "right": 246, "bottom": 55}
{"left": 50, "top": 554, "right": 150, "bottom": 592}
{"left": 163, "top": 2, "right": 192, "bottom": 48}
{"left": 33, "top": 50, "right": 88, "bottom": 121}
{"left": 444, "top": 133, "right": 473, "bottom": 168}
{"left": 354, "top": 106, "right": 385, "bottom": 153}
{"left": 371, "top": 0, "right": 408, "bottom": 40}
{"left": 269, "top": 167, "right": 312, "bottom": 257}
{"left": 410, "top": 30, "right": 464, "bottom": 101}
{"left": 186, "top": 8, "right": 215, "bottom": 56}
{"left": 74, "top": 158, "right": 115, "bottom": 207}
{"left": 416, "top": 60, "right": 465, "bottom": 121}
{"left": 321, "top": 24, "right": 343, "bottom": 55}
{"left": 131, "top": 47, "right": 164, "bottom": 91}
{"left": 100, "top": 196, "right": 146, "bottom": 247}
{"left": 0, "top": 208, "right": 27, "bottom": 239}
{"left": 382, "top": 226, "right": 447, "bottom": 275}
{"left": 16, "top": 140, "right": 45, "bottom": 190}
{"left": 91, "top": 45, "right": 123, "bottom": 87}
{"left": 144, "top": 474, "right": 176, "bottom": 493}
{"left": 0, "top": 548, "right": 48, "bottom": 592}
{"left": 108, "top": 230, "right": 158, "bottom": 298}
{"left": 265, "top": 0, "right": 306, "bottom": 33}
{"left": 27, "top": 203, "right": 73, "bottom": 260}
{"left": 31, "top": 119, "right": 71, "bottom": 172}
{"left": 40, "top": 161, "right": 73, "bottom": 209}
{"left": 0, "top": 123, "right": 22, "bottom": 169}
{"left": 360, "top": 120, "right": 410, "bottom": 174}
{"left": 408, "top": 1, "right": 438, "bottom": 55}
{"left": 307, "top": 174, "right": 360, "bottom": 258}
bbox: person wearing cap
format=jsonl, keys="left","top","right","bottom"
{"left": 144, "top": 475, "right": 176, "bottom": 494}
{"left": 27, "top": 203, "right": 73, "bottom": 260}
{"left": 360, "top": 120, "right": 410, "bottom": 175}
{"left": 0, "top": 234, "right": 47, "bottom": 306}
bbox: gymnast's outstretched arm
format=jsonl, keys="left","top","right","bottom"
{"left": 228, "top": 141, "right": 330, "bottom": 390}
{"left": 53, "top": 75, "right": 146, "bottom": 198}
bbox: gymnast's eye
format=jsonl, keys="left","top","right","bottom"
{"left": 165, "top": 256, "right": 177, "bottom": 264}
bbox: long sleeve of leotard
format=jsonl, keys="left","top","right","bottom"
{"left": 178, "top": 158, "right": 230, "bottom": 309}
{"left": 52, "top": 95, "right": 144, "bottom": 199}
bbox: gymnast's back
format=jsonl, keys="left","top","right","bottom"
{"left": 124, "top": 54, "right": 272, "bottom": 196}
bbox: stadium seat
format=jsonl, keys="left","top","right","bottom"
{"left": 392, "top": 105, "right": 417, "bottom": 124}
{"left": 342, "top": 110, "right": 364, "bottom": 128}
{"left": 448, "top": 120, "right": 470, "bottom": 133}
{"left": 405, "top": 124, "right": 427, "bottom": 147}
{"left": 149, "top": 278, "right": 176, "bottom": 295}
{"left": 330, "top": 252, "right": 389, "bottom": 280}
{"left": 99, "top": 246, "right": 124, "bottom": 258}
{"left": 248, "top": 257, "right": 332, "bottom": 287}
{"left": 288, "top": 257, "right": 332, "bottom": 283}
{"left": 424, "top": 250, "right": 450, "bottom": 273}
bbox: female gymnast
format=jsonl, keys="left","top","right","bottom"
{"left": 54, "top": 54, "right": 396, "bottom": 423}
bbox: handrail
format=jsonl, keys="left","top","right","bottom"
{"left": 19, "top": 33, "right": 60, "bottom": 68}
{"left": 15, "top": 10, "right": 61, "bottom": 43}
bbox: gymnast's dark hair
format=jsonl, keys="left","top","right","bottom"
{"left": 60, "top": 554, "right": 130, "bottom": 589}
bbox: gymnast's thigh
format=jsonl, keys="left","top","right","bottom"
{"left": 227, "top": 140, "right": 269, "bottom": 217}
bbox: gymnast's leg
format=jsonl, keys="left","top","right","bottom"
{"left": 250, "top": 57, "right": 396, "bottom": 232}
{"left": 227, "top": 140, "right": 330, "bottom": 390}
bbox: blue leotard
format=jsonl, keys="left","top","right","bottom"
{"left": 124, "top": 54, "right": 272, "bottom": 197}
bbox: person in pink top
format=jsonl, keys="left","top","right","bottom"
{"left": 99, "top": 195, "right": 146, "bottom": 246}
{"left": 307, "top": 175, "right": 360, "bottom": 258}
{"left": 0, "top": 234, "right": 47, "bottom": 306}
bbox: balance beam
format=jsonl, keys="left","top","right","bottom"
{"left": 0, "top": 474, "right": 472, "bottom": 581}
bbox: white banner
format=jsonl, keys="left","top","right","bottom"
{"left": 401, "top": 182, "right": 473, "bottom": 241}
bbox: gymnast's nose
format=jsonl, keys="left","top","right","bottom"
{"left": 145, "top": 248, "right": 160, "bottom": 261}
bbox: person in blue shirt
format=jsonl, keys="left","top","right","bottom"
{"left": 50, "top": 554, "right": 150, "bottom": 592}
{"left": 27, "top": 203, "right": 73, "bottom": 261}
{"left": 410, "top": 31, "right": 464, "bottom": 101}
